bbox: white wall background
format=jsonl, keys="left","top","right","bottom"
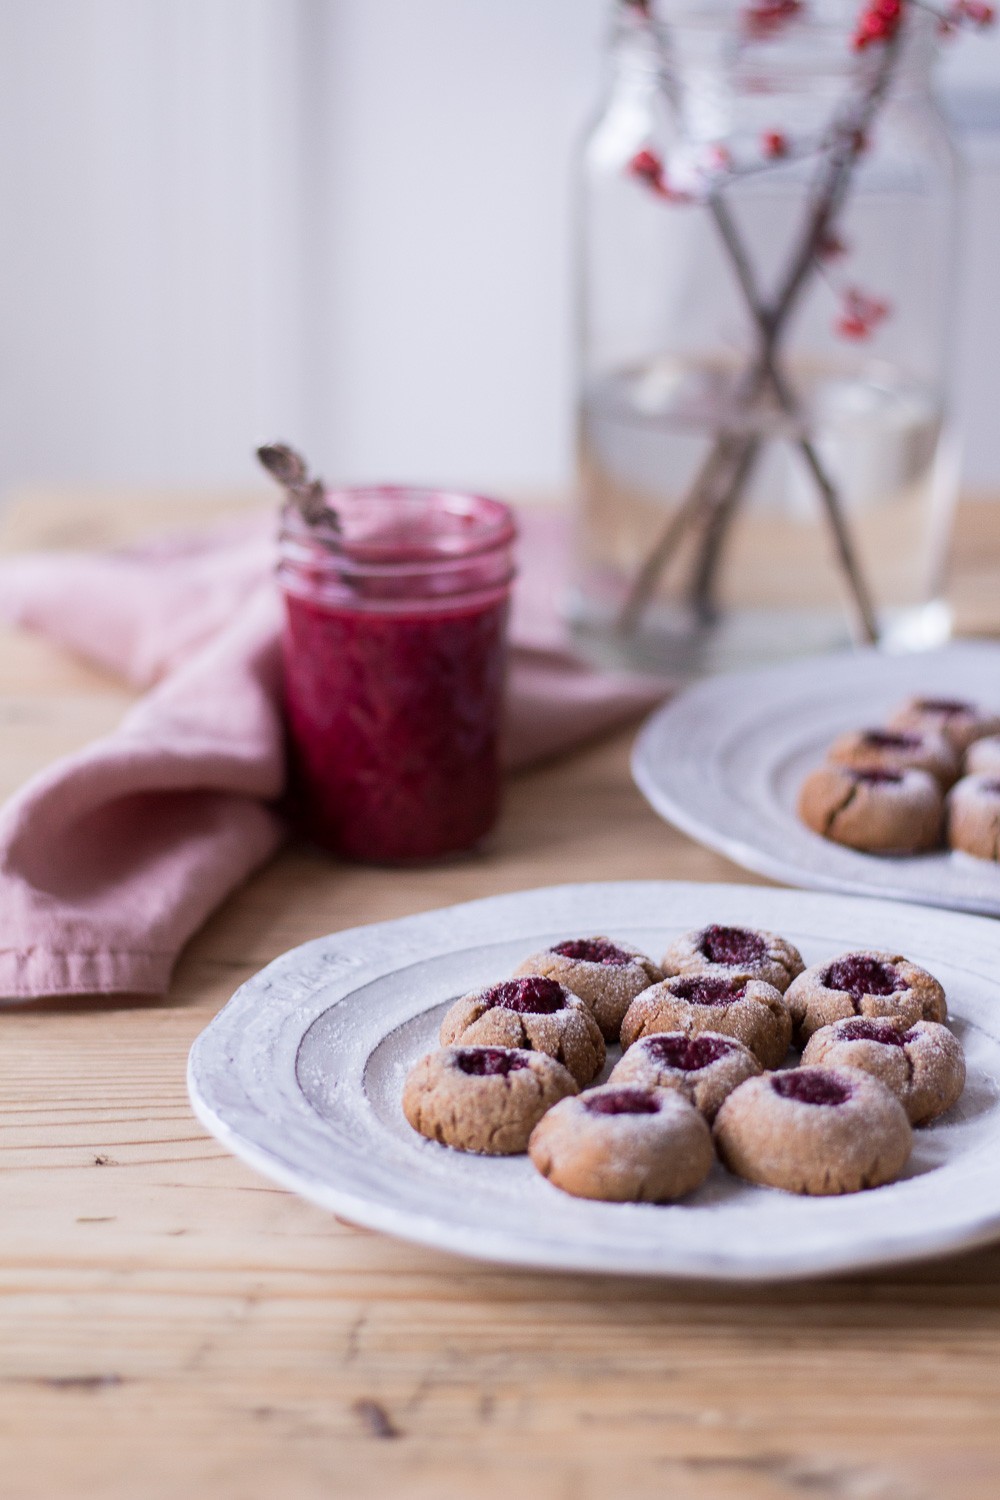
{"left": 0, "top": 0, "right": 997, "bottom": 500}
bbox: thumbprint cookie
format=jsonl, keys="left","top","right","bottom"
{"left": 619, "top": 974, "right": 792, "bottom": 1070}
{"left": 402, "top": 1046, "right": 577, "bottom": 1155}
{"left": 888, "top": 696, "right": 1000, "bottom": 756}
{"left": 439, "top": 976, "right": 605, "bottom": 1087}
{"left": 946, "top": 774, "right": 1000, "bottom": 862}
{"left": 784, "top": 950, "right": 946, "bottom": 1046}
{"left": 827, "top": 726, "right": 958, "bottom": 789}
{"left": 965, "top": 736, "right": 1000, "bottom": 777}
{"left": 713, "top": 1067, "right": 912, "bottom": 1195}
{"left": 802, "top": 1017, "right": 965, "bottom": 1125}
{"left": 797, "top": 765, "right": 942, "bottom": 853}
{"left": 659, "top": 924, "right": 804, "bottom": 994}
{"left": 528, "top": 1085, "right": 713, "bottom": 1203}
{"left": 512, "top": 936, "right": 661, "bottom": 1041}
{"left": 608, "top": 1030, "right": 762, "bottom": 1122}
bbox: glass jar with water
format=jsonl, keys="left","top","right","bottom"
{"left": 571, "top": 0, "right": 960, "bottom": 675}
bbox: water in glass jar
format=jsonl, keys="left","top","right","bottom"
{"left": 571, "top": 357, "right": 957, "bottom": 675}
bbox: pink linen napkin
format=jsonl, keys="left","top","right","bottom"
{"left": 0, "top": 506, "right": 671, "bottom": 1000}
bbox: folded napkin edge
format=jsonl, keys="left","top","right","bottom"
{"left": 0, "top": 944, "right": 175, "bottom": 1001}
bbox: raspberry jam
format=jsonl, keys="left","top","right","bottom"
{"left": 483, "top": 977, "right": 565, "bottom": 1015}
{"left": 823, "top": 955, "right": 901, "bottom": 1002}
{"left": 643, "top": 1033, "right": 734, "bottom": 1070}
{"left": 455, "top": 1048, "right": 529, "bottom": 1077}
{"left": 914, "top": 698, "right": 971, "bottom": 715}
{"left": 772, "top": 1070, "right": 852, "bottom": 1106}
{"left": 835, "top": 1017, "right": 905, "bottom": 1046}
{"left": 861, "top": 731, "right": 921, "bottom": 750}
{"left": 670, "top": 976, "right": 746, "bottom": 1006}
{"left": 585, "top": 1088, "right": 661, "bottom": 1115}
{"left": 279, "top": 489, "right": 515, "bottom": 863}
{"left": 698, "top": 925, "right": 767, "bottom": 967}
{"left": 551, "top": 937, "right": 631, "bottom": 966}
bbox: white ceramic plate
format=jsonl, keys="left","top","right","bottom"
{"left": 188, "top": 880, "right": 1000, "bottom": 1281}
{"left": 632, "top": 641, "right": 1000, "bottom": 916}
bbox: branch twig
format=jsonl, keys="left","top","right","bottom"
{"left": 616, "top": 24, "right": 905, "bottom": 642}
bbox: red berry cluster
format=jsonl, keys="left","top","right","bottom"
{"left": 852, "top": 0, "right": 903, "bottom": 50}
{"left": 835, "top": 287, "right": 890, "bottom": 339}
{"left": 742, "top": 0, "right": 802, "bottom": 37}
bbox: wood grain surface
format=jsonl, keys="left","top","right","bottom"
{"left": 2, "top": 493, "right": 1000, "bottom": 1500}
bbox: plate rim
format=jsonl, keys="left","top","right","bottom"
{"left": 188, "top": 878, "right": 1000, "bottom": 1283}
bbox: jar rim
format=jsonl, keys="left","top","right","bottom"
{"left": 281, "top": 485, "right": 517, "bottom": 566}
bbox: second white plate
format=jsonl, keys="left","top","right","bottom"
{"left": 632, "top": 641, "right": 1000, "bottom": 916}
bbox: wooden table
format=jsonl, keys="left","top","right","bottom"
{"left": 3, "top": 492, "right": 1000, "bottom": 1500}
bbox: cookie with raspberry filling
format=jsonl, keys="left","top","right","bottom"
{"left": 784, "top": 950, "right": 946, "bottom": 1046}
{"left": 620, "top": 973, "right": 792, "bottom": 1069}
{"left": 802, "top": 1016, "right": 965, "bottom": 1125}
{"left": 798, "top": 765, "right": 943, "bottom": 853}
{"left": 713, "top": 1067, "right": 911, "bottom": 1194}
{"left": 528, "top": 1085, "right": 713, "bottom": 1202}
{"left": 609, "top": 1030, "right": 761, "bottom": 1121}
{"left": 512, "top": 936, "right": 661, "bottom": 1041}
{"left": 946, "top": 774, "right": 1000, "bottom": 862}
{"left": 660, "top": 924, "right": 804, "bottom": 994}
{"left": 965, "top": 736, "right": 1000, "bottom": 778}
{"left": 827, "top": 726, "right": 958, "bottom": 788}
{"left": 888, "top": 696, "right": 1000, "bottom": 756}
{"left": 402, "top": 1046, "right": 577, "bottom": 1155}
{"left": 439, "top": 975, "right": 605, "bottom": 1086}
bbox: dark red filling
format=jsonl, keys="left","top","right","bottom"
{"left": 698, "top": 925, "right": 767, "bottom": 967}
{"left": 861, "top": 730, "right": 921, "bottom": 750}
{"left": 455, "top": 1048, "right": 529, "bottom": 1077}
{"left": 670, "top": 975, "right": 746, "bottom": 1006}
{"left": 482, "top": 976, "right": 565, "bottom": 1015}
{"left": 550, "top": 937, "right": 631, "bottom": 967}
{"left": 772, "top": 1069, "right": 853, "bottom": 1106}
{"left": 835, "top": 1017, "right": 905, "bottom": 1047}
{"left": 585, "top": 1088, "right": 661, "bottom": 1116}
{"left": 853, "top": 769, "right": 903, "bottom": 784}
{"left": 913, "top": 698, "right": 971, "bottom": 715}
{"left": 823, "top": 955, "right": 901, "bottom": 1003}
{"left": 643, "top": 1033, "right": 734, "bottom": 1070}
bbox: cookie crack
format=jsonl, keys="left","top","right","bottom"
{"left": 822, "top": 780, "right": 859, "bottom": 837}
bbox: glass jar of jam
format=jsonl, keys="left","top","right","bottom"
{"left": 278, "top": 486, "right": 516, "bottom": 863}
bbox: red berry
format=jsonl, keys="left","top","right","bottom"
{"left": 742, "top": 0, "right": 802, "bottom": 37}
{"left": 628, "top": 148, "right": 667, "bottom": 196}
{"left": 835, "top": 287, "right": 890, "bottom": 340}
{"left": 852, "top": 0, "right": 901, "bottom": 48}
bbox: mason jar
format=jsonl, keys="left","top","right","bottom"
{"left": 279, "top": 488, "right": 516, "bottom": 863}
{"left": 571, "top": 0, "right": 961, "bottom": 675}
